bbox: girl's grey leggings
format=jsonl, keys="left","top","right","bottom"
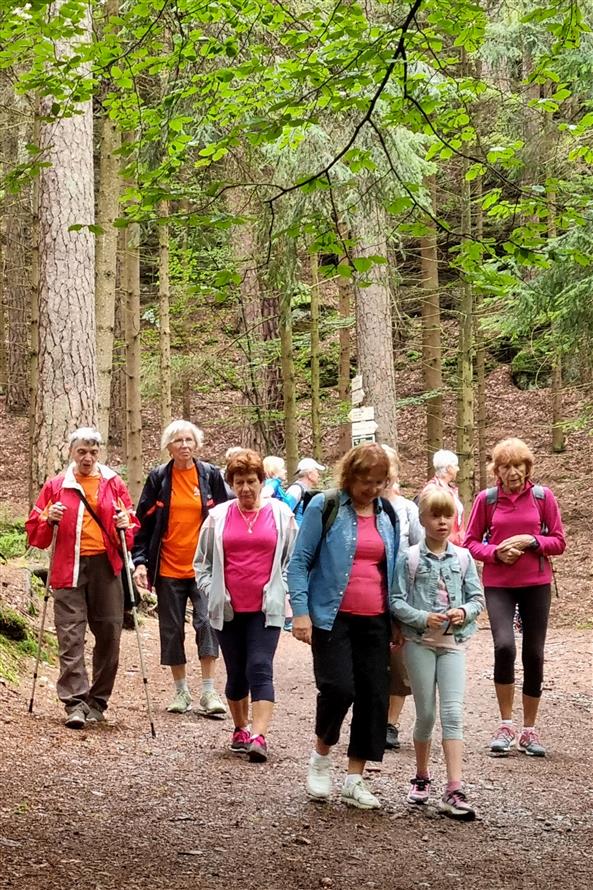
{"left": 403, "top": 642, "right": 465, "bottom": 742}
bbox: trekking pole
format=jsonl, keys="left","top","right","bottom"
{"left": 119, "top": 528, "right": 157, "bottom": 738}
{"left": 28, "top": 527, "right": 57, "bottom": 714}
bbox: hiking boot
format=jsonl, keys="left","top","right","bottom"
{"left": 407, "top": 775, "right": 431, "bottom": 805}
{"left": 197, "top": 689, "right": 227, "bottom": 719}
{"left": 518, "top": 729, "right": 546, "bottom": 757}
{"left": 437, "top": 789, "right": 476, "bottom": 821}
{"left": 385, "top": 723, "right": 400, "bottom": 750}
{"left": 247, "top": 734, "right": 268, "bottom": 763}
{"left": 341, "top": 777, "right": 380, "bottom": 810}
{"left": 65, "top": 705, "right": 87, "bottom": 730}
{"left": 489, "top": 724, "right": 516, "bottom": 756}
{"left": 229, "top": 727, "right": 251, "bottom": 753}
{"left": 306, "top": 755, "right": 331, "bottom": 801}
{"left": 167, "top": 689, "right": 192, "bottom": 713}
{"left": 86, "top": 706, "right": 105, "bottom": 724}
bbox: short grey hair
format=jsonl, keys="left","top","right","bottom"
{"left": 432, "top": 449, "right": 459, "bottom": 476}
{"left": 161, "top": 419, "right": 204, "bottom": 452}
{"left": 68, "top": 427, "right": 103, "bottom": 448}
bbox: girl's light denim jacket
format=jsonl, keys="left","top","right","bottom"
{"left": 287, "top": 490, "right": 399, "bottom": 631}
{"left": 390, "top": 542, "right": 484, "bottom": 643}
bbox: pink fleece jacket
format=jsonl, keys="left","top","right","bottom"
{"left": 464, "top": 481, "right": 565, "bottom": 588}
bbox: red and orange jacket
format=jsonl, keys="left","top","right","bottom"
{"left": 26, "top": 463, "right": 139, "bottom": 589}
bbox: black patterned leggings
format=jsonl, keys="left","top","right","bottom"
{"left": 485, "top": 584, "right": 551, "bottom": 698}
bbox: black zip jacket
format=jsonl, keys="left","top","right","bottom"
{"left": 132, "top": 458, "right": 228, "bottom": 586}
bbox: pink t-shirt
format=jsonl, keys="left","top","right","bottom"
{"left": 339, "top": 515, "right": 387, "bottom": 616}
{"left": 223, "top": 502, "right": 277, "bottom": 612}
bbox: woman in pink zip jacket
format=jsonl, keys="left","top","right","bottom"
{"left": 464, "top": 438, "right": 566, "bottom": 758}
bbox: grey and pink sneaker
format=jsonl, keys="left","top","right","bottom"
{"left": 229, "top": 727, "right": 251, "bottom": 753}
{"left": 489, "top": 724, "right": 516, "bottom": 756}
{"left": 247, "top": 734, "right": 268, "bottom": 763}
{"left": 438, "top": 789, "right": 476, "bottom": 821}
{"left": 518, "top": 729, "right": 546, "bottom": 757}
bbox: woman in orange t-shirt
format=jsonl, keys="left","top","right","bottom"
{"left": 132, "top": 420, "right": 229, "bottom": 716}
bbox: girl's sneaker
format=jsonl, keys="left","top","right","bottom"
{"left": 437, "top": 789, "right": 476, "bottom": 821}
{"left": 247, "top": 734, "right": 268, "bottom": 763}
{"left": 229, "top": 727, "right": 251, "bottom": 753}
{"left": 406, "top": 776, "right": 431, "bottom": 805}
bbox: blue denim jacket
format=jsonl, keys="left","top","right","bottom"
{"left": 287, "top": 490, "right": 399, "bottom": 630}
{"left": 389, "top": 542, "right": 484, "bottom": 643}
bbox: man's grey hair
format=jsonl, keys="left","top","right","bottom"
{"left": 68, "top": 427, "right": 103, "bottom": 449}
{"left": 432, "top": 449, "right": 459, "bottom": 476}
{"left": 161, "top": 419, "right": 204, "bottom": 452}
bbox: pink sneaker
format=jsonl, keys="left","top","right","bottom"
{"left": 489, "top": 724, "right": 516, "bottom": 756}
{"left": 407, "top": 775, "right": 431, "bottom": 805}
{"left": 229, "top": 727, "right": 251, "bottom": 753}
{"left": 518, "top": 729, "right": 546, "bottom": 757}
{"left": 247, "top": 734, "right": 268, "bottom": 763}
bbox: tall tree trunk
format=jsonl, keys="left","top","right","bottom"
{"left": 473, "top": 177, "right": 487, "bottom": 489}
{"left": 279, "top": 284, "right": 298, "bottom": 477}
{"left": 337, "top": 267, "right": 352, "bottom": 454}
{"left": 420, "top": 175, "right": 442, "bottom": 476}
{"left": 159, "top": 200, "right": 172, "bottom": 444}
{"left": 31, "top": 6, "right": 97, "bottom": 489}
{"left": 0, "top": 234, "right": 6, "bottom": 393}
{"left": 124, "top": 220, "right": 142, "bottom": 501}
{"left": 456, "top": 158, "right": 474, "bottom": 506}
{"left": 547, "top": 182, "right": 565, "bottom": 453}
{"left": 109, "top": 228, "right": 126, "bottom": 452}
{"left": 309, "top": 251, "right": 322, "bottom": 461}
{"left": 95, "top": 0, "right": 121, "bottom": 443}
{"left": 28, "top": 112, "right": 40, "bottom": 504}
{"left": 351, "top": 200, "right": 397, "bottom": 446}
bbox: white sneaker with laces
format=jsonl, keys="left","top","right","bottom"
{"left": 197, "top": 689, "right": 227, "bottom": 718}
{"left": 167, "top": 689, "right": 192, "bottom": 713}
{"left": 306, "top": 756, "right": 331, "bottom": 801}
{"left": 341, "top": 776, "right": 380, "bottom": 810}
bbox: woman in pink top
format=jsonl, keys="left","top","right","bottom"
{"left": 464, "top": 438, "right": 566, "bottom": 758}
{"left": 195, "top": 450, "right": 297, "bottom": 764}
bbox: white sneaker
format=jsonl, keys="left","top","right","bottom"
{"left": 341, "top": 776, "right": 380, "bottom": 810}
{"left": 306, "top": 756, "right": 331, "bottom": 801}
{"left": 167, "top": 689, "right": 192, "bottom": 713}
{"left": 197, "top": 689, "right": 227, "bottom": 718}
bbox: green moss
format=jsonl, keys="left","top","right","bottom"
{"left": 0, "top": 605, "right": 29, "bottom": 641}
{"left": 0, "top": 518, "right": 27, "bottom": 560}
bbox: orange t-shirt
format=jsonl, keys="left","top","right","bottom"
{"left": 76, "top": 474, "right": 106, "bottom": 556}
{"left": 159, "top": 465, "right": 203, "bottom": 579}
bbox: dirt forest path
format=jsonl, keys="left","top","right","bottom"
{"left": 1, "top": 616, "right": 592, "bottom": 890}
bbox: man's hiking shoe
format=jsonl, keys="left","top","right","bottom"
{"left": 197, "top": 689, "right": 227, "bottom": 719}
{"left": 65, "top": 705, "right": 87, "bottom": 730}
{"left": 385, "top": 723, "right": 400, "bottom": 750}
{"left": 167, "top": 689, "right": 192, "bottom": 713}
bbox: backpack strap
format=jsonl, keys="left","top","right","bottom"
{"left": 290, "top": 481, "right": 307, "bottom": 514}
{"left": 451, "top": 544, "right": 470, "bottom": 577}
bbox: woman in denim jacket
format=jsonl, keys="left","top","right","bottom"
{"left": 390, "top": 488, "right": 484, "bottom": 821}
{"left": 288, "top": 444, "right": 399, "bottom": 811}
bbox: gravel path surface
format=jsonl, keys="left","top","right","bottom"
{"left": 1, "top": 616, "right": 592, "bottom": 890}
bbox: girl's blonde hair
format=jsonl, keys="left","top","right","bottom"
{"left": 418, "top": 487, "right": 455, "bottom": 518}
{"left": 263, "top": 455, "right": 285, "bottom": 478}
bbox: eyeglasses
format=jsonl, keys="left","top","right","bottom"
{"left": 172, "top": 437, "right": 195, "bottom": 446}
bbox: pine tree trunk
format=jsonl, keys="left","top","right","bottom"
{"left": 420, "top": 175, "right": 442, "bottom": 476}
{"left": 28, "top": 112, "right": 40, "bottom": 505}
{"left": 456, "top": 160, "right": 474, "bottom": 506}
{"left": 0, "top": 238, "right": 7, "bottom": 393}
{"left": 95, "top": 2, "right": 121, "bottom": 443}
{"left": 109, "top": 229, "right": 126, "bottom": 452}
{"left": 159, "top": 200, "right": 172, "bottom": 442}
{"left": 124, "top": 221, "right": 142, "bottom": 501}
{"left": 279, "top": 284, "right": 298, "bottom": 477}
{"left": 337, "top": 267, "right": 352, "bottom": 454}
{"left": 352, "top": 201, "right": 397, "bottom": 446}
{"left": 31, "top": 6, "right": 97, "bottom": 489}
{"left": 310, "top": 252, "right": 322, "bottom": 461}
{"left": 547, "top": 185, "right": 565, "bottom": 453}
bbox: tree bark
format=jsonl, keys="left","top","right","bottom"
{"left": 420, "top": 175, "right": 442, "bottom": 476}
{"left": 456, "top": 159, "right": 474, "bottom": 506}
{"left": 95, "top": 0, "right": 121, "bottom": 443}
{"left": 31, "top": 5, "right": 97, "bottom": 489}
{"left": 309, "top": 251, "right": 322, "bottom": 462}
{"left": 351, "top": 201, "right": 397, "bottom": 446}
{"left": 279, "top": 282, "right": 298, "bottom": 478}
{"left": 336, "top": 221, "right": 352, "bottom": 454}
{"left": 124, "top": 220, "right": 143, "bottom": 501}
{"left": 159, "top": 200, "right": 172, "bottom": 445}
{"left": 109, "top": 228, "right": 126, "bottom": 451}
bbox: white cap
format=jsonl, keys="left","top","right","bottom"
{"left": 296, "top": 458, "right": 325, "bottom": 475}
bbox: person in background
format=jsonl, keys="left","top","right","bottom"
{"left": 132, "top": 420, "right": 228, "bottom": 717}
{"left": 286, "top": 458, "right": 325, "bottom": 527}
{"left": 26, "top": 427, "right": 138, "bottom": 729}
{"left": 195, "top": 449, "right": 297, "bottom": 763}
{"left": 382, "top": 445, "right": 422, "bottom": 751}
{"left": 288, "top": 444, "right": 398, "bottom": 810}
{"left": 464, "top": 437, "right": 566, "bottom": 758}
{"left": 262, "top": 455, "right": 294, "bottom": 507}
{"left": 423, "top": 449, "right": 465, "bottom": 545}
{"left": 391, "top": 488, "right": 484, "bottom": 821}
{"left": 223, "top": 446, "right": 244, "bottom": 498}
